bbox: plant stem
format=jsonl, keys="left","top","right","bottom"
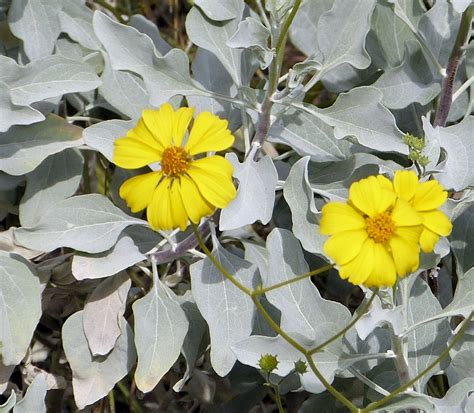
{"left": 149, "top": 219, "right": 210, "bottom": 263}
{"left": 108, "top": 389, "right": 116, "bottom": 413}
{"left": 193, "top": 222, "right": 360, "bottom": 413}
{"left": 308, "top": 290, "right": 378, "bottom": 355}
{"left": 252, "top": 295, "right": 307, "bottom": 353}
{"left": 391, "top": 332, "right": 412, "bottom": 387}
{"left": 433, "top": 5, "right": 474, "bottom": 127}
{"left": 191, "top": 224, "right": 253, "bottom": 296}
{"left": 362, "top": 312, "right": 473, "bottom": 412}
{"left": 272, "top": 383, "right": 285, "bottom": 413}
{"left": 253, "top": 264, "right": 334, "bottom": 296}
{"left": 305, "top": 355, "right": 361, "bottom": 413}
{"left": 252, "top": 0, "right": 302, "bottom": 150}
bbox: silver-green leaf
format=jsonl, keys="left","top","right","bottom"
{"left": 0, "top": 252, "right": 42, "bottom": 366}
{"left": 62, "top": 311, "right": 136, "bottom": 409}
{"left": 15, "top": 194, "right": 148, "bottom": 253}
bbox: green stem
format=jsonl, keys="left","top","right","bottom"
{"left": 305, "top": 355, "right": 361, "bottom": 413}
{"left": 193, "top": 223, "right": 360, "bottom": 413}
{"left": 253, "top": 264, "right": 334, "bottom": 296}
{"left": 116, "top": 381, "right": 141, "bottom": 413}
{"left": 191, "top": 224, "right": 253, "bottom": 296}
{"left": 362, "top": 312, "right": 473, "bottom": 412}
{"left": 108, "top": 389, "right": 116, "bottom": 413}
{"left": 273, "top": 384, "right": 285, "bottom": 413}
{"left": 252, "top": 0, "right": 302, "bottom": 149}
{"left": 252, "top": 295, "right": 307, "bottom": 353}
{"left": 308, "top": 289, "right": 378, "bottom": 355}
{"left": 268, "top": 0, "right": 302, "bottom": 93}
{"left": 253, "top": 295, "right": 360, "bottom": 412}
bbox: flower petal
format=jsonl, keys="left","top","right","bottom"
{"left": 349, "top": 176, "right": 396, "bottom": 217}
{"left": 320, "top": 202, "right": 365, "bottom": 235}
{"left": 142, "top": 103, "right": 194, "bottom": 148}
{"left": 179, "top": 175, "right": 215, "bottom": 224}
{"left": 393, "top": 170, "right": 418, "bottom": 202}
{"left": 185, "top": 111, "right": 234, "bottom": 155}
{"left": 391, "top": 198, "right": 422, "bottom": 227}
{"left": 389, "top": 234, "right": 420, "bottom": 276}
{"left": 394, "top": 226, "right": 422, "bottom": 245}
{"left": 339, "top": 238, "right": 375, "bottom": 285}
{"left": 147, "top": 178, "right": 188, "bottom": 231}
{"left": 377, "top": 175, "right": 393, "bottom": 192}
{"left": 364, "top": 243, "right": 397, "bottom": 287}
{"left": 113, "top": 125, "right": 163, "bottom": 169}
{"left": 412, "top": 180, "right": 448, "bottom": 211}
{"left": 419, "top": 228, "right": 440, "bottom": 253}
{"left": 323, "top": 230, "right": 368, "bottom": 265}
{"left": 119, "top": 171, "right": 162, "bottom": 213}
{"left": 420, "top": 210, "right": 452, "bottom": 236}
{"left": 186, "top": 156, "right": 236, "bottom": 208}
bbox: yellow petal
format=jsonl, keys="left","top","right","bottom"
{"left": 323, "top": 230, "right": 367, "bottom": 265}
{"left": 412, "top": 180, "right": 448, "bottom": 211}
{"left": 179, "top": 175, "right": 215, "bottom": 224}
{"left": 364, "top": 243, "right": 397, "bottom": 287}
{"left": 420, "top": 210, "right": 452, "bottom": 236}
{"left": 185, "top": 111, "right": 234, "bottom": 156}
{"left": 142, "top": 104, "right": 193, "bottom": 149}
{"left": 147, "top": 178, "right": 188, "bottom": 231}
{"left": 394, "top": 226, "right": 422, "bottom": 245}
{"left": 389, "top": 234, "right": 420, "bottom": 276}
{"left": 338, "top": 238, "right": 375, "bottom": 285}
{"left": 419, "top": 228, "right": 440, "bottom": 253}
{"left": 349, "top": 176, "right": 396, "bottom": 217}
{"left": 113, "top": 134, "right": 162, "bottom": 169}
{"left": 171, "top": 107, "right": 194, "bottom": 147}
{"left": 377, "top": 175, "right": 393, "bottom": 192}
{"left": 119, "top": 171, "right": 162, "bottom": 213}
{"left": 187, "top": 156, "right": 236, "bottom": 208}
{"left": 320, "top": 202, "right": 365, "bottom": 235}
{"left": 393, "top": 170, "right": 418, "bottom": 202}
{"left": 391, "top": 198, "right": 422, "bottom": 227}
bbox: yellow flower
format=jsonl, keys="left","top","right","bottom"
{"left": 113, "top": 103, "right": 237, "bottom": 231}
{"left": 320, "top": 175, "right": 423, "bottom": 287}
{"left": 393, "top": 170, "right": 452, "bottom": 253}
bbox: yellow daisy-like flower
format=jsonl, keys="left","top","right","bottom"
{"left": 113, "top": 103, "right": 237, "bottom": 231}
{"left": 320, "top": 175, "right": 423, "bottom": 287}
{"left": 393, "top": 170, "right": 452, "bottom": 253}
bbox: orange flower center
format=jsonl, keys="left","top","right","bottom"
{"left": 161, "top": 146, "right": 191, "bottom": 177}
{"left": 366, "top": 212, "right": 396, "bottom": 243}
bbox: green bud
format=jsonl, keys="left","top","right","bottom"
{"left": 403, "top": 133, "right": 425, "bottom": 150}
{"left": 258, "top": 354, "right": 279, "bottom": 373}
{"left": 408, "top": 149, "right": 420, "bottom": 162}
{"left": 418, "top": 155, "right": 430, "bottom": 167}
{"left": 294, "top": 359, "right": 308, "bottom": 374}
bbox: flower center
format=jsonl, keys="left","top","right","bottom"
{"left": 366, "top": 212, "right": 396, "bottom": 243}
{"left": 161, "top": 146, "right": 191, "bottom": 177}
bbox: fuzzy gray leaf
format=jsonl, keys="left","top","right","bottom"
{"left": 15, "top": 194, "right": 147, "bottom": 253}
{"left": 0, "top": 252, "right": 41, "bottom": 365}
{"left": 219, "top": 151, "right": 278, "bottom": 230}
{"left": 62, "top": 311, "right": 136, "bottom": 409}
